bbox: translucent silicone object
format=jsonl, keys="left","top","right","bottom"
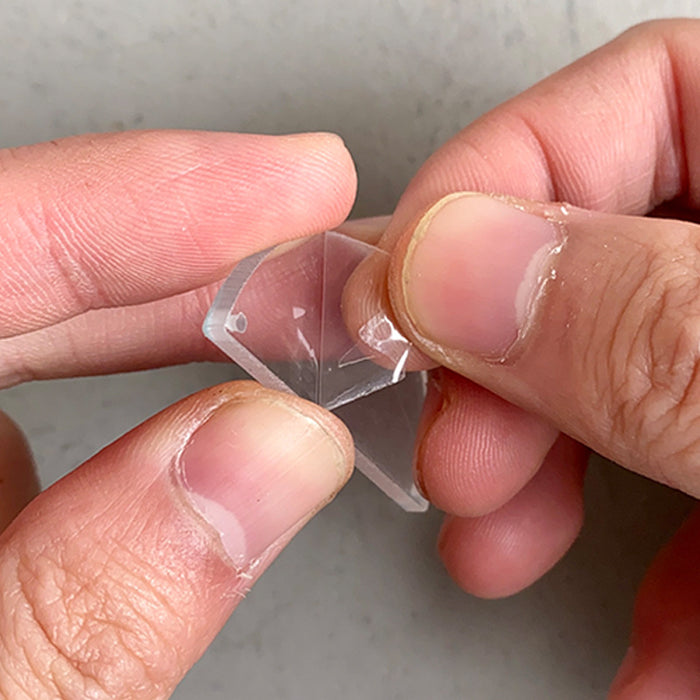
{"left": 203, "top": 231, "right": 429, "bottom": 512}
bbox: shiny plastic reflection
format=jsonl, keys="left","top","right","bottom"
{"left": 203, "top": 231, "right": 428, "bottom": 512}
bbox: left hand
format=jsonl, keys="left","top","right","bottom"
{"left": 0, "top": 129, "right": 357, "bottom": 698}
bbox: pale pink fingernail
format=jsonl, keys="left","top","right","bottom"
{"left": 400, "top": 193, "right": 562, "bottom": 359}
{"left": 178, "top": 398, "right": 349, "bottom": 568}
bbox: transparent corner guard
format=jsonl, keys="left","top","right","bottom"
{"left": 202, "top": 231, "right": 429, "bottom": 512}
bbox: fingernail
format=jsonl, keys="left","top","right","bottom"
{"left": 178, "top": 399, "right": 349, "bottom": 568}
{"left": 400, "top": 193, "right": 562, "bottom": 359}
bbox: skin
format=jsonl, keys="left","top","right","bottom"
{"left": 373, "top": 18, "right": 700, "bottom": 698}
{"left": 0, "top": 131, "right": 358, "bottom": 699}
{"left": 3, "top": 18, "right": 700, "bottom": 699}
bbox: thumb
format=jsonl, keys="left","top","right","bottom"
{"left": 388, "top": 192, "right": 700, "bottom": 496}
{"left": 0, "top": 381, "right": 352, "bottom": 699}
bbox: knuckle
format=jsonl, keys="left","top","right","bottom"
{"left": 0, "top": 340, "right": 33, "bottom": 388}
{"left": 598, "top": 233, "right": 700, "bottom": 490}
{"left": 0, "top": 189, "right": 103, "bottom": 325}
{"left": 0, "top": 147, "right": 25, "bottom": 179}
{"left": 620, "top": 18, "right": 680, "bottom": 44}
{"left": 30, "top": 193, "right": 107, "bottom": 313}
{"left": 0, "top": 534, "right": 194, "bottom": 699}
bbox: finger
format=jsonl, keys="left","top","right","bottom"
{"left": 0, "top": 381, "right": 353, "bottom": 699}
{"left": 390, "top": 193, "right": 700, "bottom": 497}
{"left": 438, "top": 435, "right": 587, "bottom": 599}
{"left": 335, "top": 215, "right": 391, "bottom": 244}
{"left": 365, "top": 19, "right": 700, "bottom": 525}
{"left": 375, "top": 18, "right": 700, "bottom": 605}
{"left": 0, "top": 218, "right": 391, "bottom": 388}
{"left": 0, "top": 283, "right": 222, "bottom": 387}
{"left": 0, "top": 130, "right": 356, "bottom": 339}
{"left": 342, "top": 251, "right": 436, "bottom": 372}
{"left": 0, "top": 412, "right": 39, "bottom": 529}
{"left": 0, "top": 214, "right": 385, "bottom": 388}
{"left": 609, "top": 505, "right": 700, "bottom": 699}
{"left": 415, "top": 368, "right": 558, "bottom": 516}
{"left": 337, "top": 215, "right": 435, "bottom": 373}
{"left": 380, "top": 18, "right": 700, "bottom": 254}
{"left": 2, "top": 238, "right": 395, "bottom": 386}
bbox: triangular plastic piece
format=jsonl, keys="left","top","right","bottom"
{"left": 203, "top": 231, "right": 428, "bottom": 512}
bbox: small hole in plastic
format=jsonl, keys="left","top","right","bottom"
{"left": 226, "top": 311, "right": 248, "bottom": 334}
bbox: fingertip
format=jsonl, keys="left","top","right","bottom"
{"left": 437, "top": 436, "right": 587, "bottom": 598}
{"left": 341, "top": 246, "right": 436, "bottom": 373}
{"left": 275, "top": 131, "right": 358, "bottom": 223}
{"left": 194, "top": 380, "right": 357, "bottom": 483}
{"left": 415, "top": 371, "right": 558, "bottom": 516}
{"left": 335, "top": 215, "right": 392, "bottom": 245}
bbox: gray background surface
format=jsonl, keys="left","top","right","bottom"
{"left": 1, "top": 2, "right": 698, "bottom": 698}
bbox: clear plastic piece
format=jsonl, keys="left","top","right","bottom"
{"left": 203, "top": 231, "right": 429, "bottom": 512}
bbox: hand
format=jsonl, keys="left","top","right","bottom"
{"left": 0, "top": 130, "right": 357, "bottom": 698}
{"left": 373, "top": 19, "right": 700, "bottom": 698}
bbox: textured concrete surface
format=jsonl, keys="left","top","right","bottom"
{"left": 0, "top": 2, "right": 698, "bottom": 698}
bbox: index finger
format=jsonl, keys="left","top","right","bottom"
{"left": 380, "top": 18, "right": 699, "bottom": 249}
{"left": 0, "top": 130, "right": 356, "bottom": 338}
{"left": 363, "top": 20, "right": 700, "bottom": 561}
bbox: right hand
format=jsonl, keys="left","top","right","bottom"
{"left": 368, "top": 19, "right": 700, "bottom": 698}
